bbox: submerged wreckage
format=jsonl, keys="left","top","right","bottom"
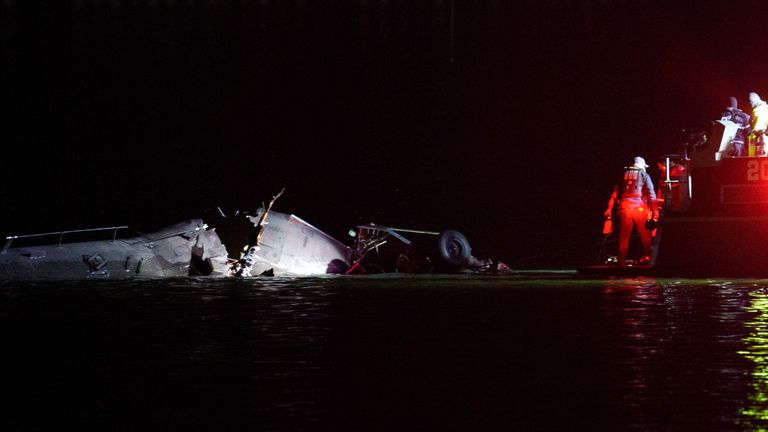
{"left": 0, "top": 191, "right": 509, "bottom": 280}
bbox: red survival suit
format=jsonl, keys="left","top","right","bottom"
{"left": 604, "top": 163, "right": 658, "bottom": 267}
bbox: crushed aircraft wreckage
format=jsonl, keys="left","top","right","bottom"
{"left": 0, "top": 191, "right": 510, "bottom": 280}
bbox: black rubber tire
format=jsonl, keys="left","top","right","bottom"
{"left": 326, "top": 258, "right": 350, "bottom": 274}
{"left": 436, "top": 229, "right": 472, "bottom": 268}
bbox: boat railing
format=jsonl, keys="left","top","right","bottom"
{"left": 1, "top": 226, "right": 131, "bottom": 254}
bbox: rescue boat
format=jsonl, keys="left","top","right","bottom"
{"left": 580, "top": 119, "right": 768, "bottom": 277}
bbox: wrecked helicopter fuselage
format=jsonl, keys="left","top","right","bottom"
{"left": 0, "top": 208, "right": 506, "bottom": 281}
{"left": 0, "top": 209, "right": 352, "bottom": 280}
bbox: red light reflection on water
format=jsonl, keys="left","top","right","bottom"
{"left": 602, "top": 277, "right": 666, "bottom": 402}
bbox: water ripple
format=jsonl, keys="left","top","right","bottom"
{"left": 2, "top": 274, "right": 768, "bottom": 430}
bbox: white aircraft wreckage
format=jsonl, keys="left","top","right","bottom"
{"left": 0, "top": 191, "right": 510, "bottom": 280}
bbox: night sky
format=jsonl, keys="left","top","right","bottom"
{"left": 2, "top": 0, "right": 765, "bottom": 268}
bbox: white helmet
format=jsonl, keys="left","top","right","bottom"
{"left": 633, "top": 156, "right": 649, "bottom": 169}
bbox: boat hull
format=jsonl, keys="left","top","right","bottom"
{"left": 651, "top": 216, "right": 768, "bottom": 278}
{"left": 577, "top": 265, "right": 653, "bottom": 277}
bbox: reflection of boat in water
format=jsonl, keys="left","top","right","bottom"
{"left": 1, "top": 199, "right": 507, "bottom": 280}
{"left": 580, "top": 121, "right": 768, "bottom": 277}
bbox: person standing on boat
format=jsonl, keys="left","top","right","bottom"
{"left": 748, "top": 92, "right": 768, "bottom": 156}
{"left": 721, "top": 96, "right": 750, "bottom": 157}
{"left": 604, "top": 156, "right": 658, "bottom": 267}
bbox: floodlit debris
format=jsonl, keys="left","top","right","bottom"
{"left": 0, "top": 192, "right": 509, "bottom": 280}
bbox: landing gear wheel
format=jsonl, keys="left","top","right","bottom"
{"left": 326, "top": 259, "right": 350, "bottom": 274}
{"left": 436, "top": 229, "right": 472, "bottom": 268}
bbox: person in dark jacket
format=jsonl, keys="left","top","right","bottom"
{"left": 721, "top": 96, "right": 751, "bottom": 156}
{"left": 604, "top": 156, "right": 658, "bottom": 267}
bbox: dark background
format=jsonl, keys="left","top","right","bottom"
{"left": 1, "top": 0, "right": 764, "bottom": 268}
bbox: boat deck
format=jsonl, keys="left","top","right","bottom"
{"left": 577, "top": 265, "right": 653, "bottom": 277}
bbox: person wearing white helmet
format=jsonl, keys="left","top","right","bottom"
{"left": 604, "top": 156, "right": 658, "bottom": 267}
{"left": 748, "top": 92, "right": 768, "bottom": 156}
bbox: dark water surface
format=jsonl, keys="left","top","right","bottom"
{"left": 2, "top": 273, "right": 768, "bottom": 431}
